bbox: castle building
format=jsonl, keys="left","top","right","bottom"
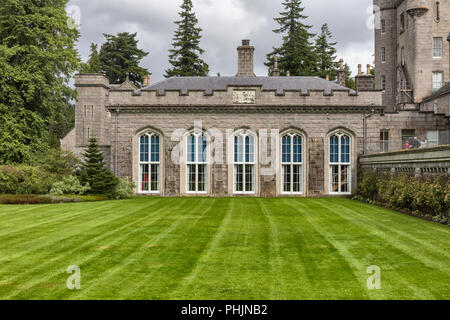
{"left": 62, "top": 1, "right": 450, "bottom": 197}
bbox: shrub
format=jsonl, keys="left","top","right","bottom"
{"left": 0, "top": 165, "right": 57, "bottom": 195}
{"left": 30, "top": 149, "right": 80, "bottom": 176}
{"left": 111, "top": 178, "right": 136, "bottom": 199}
{"left": 50, "top": 175, "right": 90, "bottom": 196}
{"left": 358, "top": 171, "right": 449, "bottom": 219}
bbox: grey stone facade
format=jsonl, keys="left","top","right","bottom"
{"left": 61, "top": 14, "right": 450, "bottom": 196}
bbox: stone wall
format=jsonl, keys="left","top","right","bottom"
{"left": 359, "top": 145, "right": 450, "bottom": 177}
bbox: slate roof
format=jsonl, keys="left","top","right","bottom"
{"left": 422, "top": 82, "right": 450, "bottom": 102}
{"left": 137, "top": 76, "right": 355, "bottom": 95}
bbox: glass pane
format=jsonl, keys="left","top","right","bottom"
{"left": 187, "top": 135, "right": 195, "bottom": 163}
{"left": 293, "top": 135, "right": 302, "bottom": 163}
{"left": 293, "top": 165, "right": 302, "bottom": 193}
{"left": 151, "top": 135, "right": 160, "bottom": 162}
{"left": 245, "top": 164, "right": 254, "bottom": 192}
{"left": 235, "top": 136, "right": 244, "bottom": 163}
{"left": 197, "top": 164, "right": 206, "bottom": 192}
{"left": 341, "top": 165, "right": 349, "bottom": 193}
{"left": 235, "top": 164, "right": 243, "bottom": 192}
{"left": 150, "top": 164, "right": 159, "bottom": 191}
{"left": 140, "top": 135, "right": 149, "bottom": 162}
{"left": 331, "top": 165, "right": 339, "bottom": 193}
{"left": 140, "top": 164, "right": 149, "bottom": 192}
{"left": 187, "top": 164, "right": 196, "bottom": 192}
{"left": 282, "top": 165, "right": 291, "bottom": 192}
{"left": 341, "top": 135, "right": 350, "bottom": 163}
{"left": 330, "top": 136, "right": 339, "bottom": 163}
{"left": 282, "top": 135, "right": 291, "bottom": 163}
{"left": 197, "top": 135, "right": 207, "bottom": 163}
{"left": 245, "top": 136, "right": 255, "bottom": 163}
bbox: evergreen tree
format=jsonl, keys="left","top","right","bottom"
{"left": 165, "top": 0, "right": 209, "bottom": 78}
{"left": 80, "top": 43, "right": 101, "bottom": 74}
{"left": 265, "top": 0, "right": 317, "bottom": 76}
{"left": 79, "top": 138, "right": 119, "bottom": 196}
{"left": 344, "top": 63, "right": 355, "bottom": 89}
{"left": 99, "top": 32, "right": 149, "bottom": 87}
{"left": 0, "top": 0, "right": 80, "bottom": 164}
{"left": 315, "top": 23, "right": 338, "bottom": 80}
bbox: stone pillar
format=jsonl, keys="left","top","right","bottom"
{"left": 337, "top": 59, "right": 346, "bottom": 87}
{"left": 236, "top": 40, "right": 256, "bottom": 77}
{"left": 272, "top": 56, "right": 280, "bottom": 77}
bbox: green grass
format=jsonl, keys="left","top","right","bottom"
{"left": 0, "top": 197, "right": 448, "bottom": 300}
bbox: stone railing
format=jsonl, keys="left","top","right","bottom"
{"left": 359, "top": 145, "right": 450, "bottom": 177}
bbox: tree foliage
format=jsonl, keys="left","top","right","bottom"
{"left": 79, "top": 138, "right": 119, "bottom": 196}
{"left": 0, "top": 0, "right": 80, "bottom": 164}
{"left": 315, "top": 23, "right": 338, "bottom": 80}
{"left": 99, "top": 32, "right": 149, "bottom": 87}
{"left": 80, "top": 43, "right": 101, "bottom": 74}
{"left": 265, "top": 0, "right": 317, "bottom": 76}
{"left": 344, "top": 63, "right": 355, "bottom": 89}
{"left": 165, "top": 0, "right": 209, "bottom": 78}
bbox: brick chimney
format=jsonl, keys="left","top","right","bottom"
{"left": 337, "top": 59, "right": 346, "bottom": 87}
{"left": 143, "top": 74, "right": 151, "bottom": 87}
{"left": 272, "top": 56, "right": 280, "bottom": 77}
{"left": 236, "top": 40, "right": 256, "bottom": 77}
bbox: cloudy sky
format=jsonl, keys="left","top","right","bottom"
{"left": 68, "top": 0, "right": 375, "bottom": 83}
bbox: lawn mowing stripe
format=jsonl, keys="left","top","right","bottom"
{"left": 168, "top": 198, "right": 237, "bottom": 299}
{"left": 280, "top": 198, "right": 370, "bottom": 299}
{"left": 256, "top": 199, "right": 288, "bottom": 299}
{"left": 106, "top": 198, "right": 219, "bottom": 300}
{"left": 71, "top": 198, "right": 213, "bottom": 299}
{"left": 0, "top": 201, "right": 121, "bottom": 238}
{"left": 316, "top": 198, "right": 450, "bottom": 299}
{"left": 337, "top": 198, "right": 450, "bottom": 247}
{"left": 1, "top": 198, "right": 182, "bottom": 299}
{"left": 317, "top": 199, "right": 450, "bottom": 270}
{"left": 308, "top": 199, "right": 441, "bottom": 300}
{"left": 0, "top": 199, "right": 165, "bottom": 266}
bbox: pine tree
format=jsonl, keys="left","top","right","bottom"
{"left": 165, "top": 0, "right": 209, "bottom": 78}
{"left": 81, "top": 43, "right": 101, "bottom": 73}
{"left": 315, "top": 23, "right": 338, "bottom": 80}
{"left": 99, "top": 32, "right": 149, "bottom": 87}
{"left": 0, "top": 0, "right": 80, "bottom": 163}
{"left": 344, "top": 63, "right": 355, "bottom": 89}
{"left": 79, "top": 138, "right": 119, "bottom": 196}
{"left": 265, "top": 0, "right": 317, "bottom": 76}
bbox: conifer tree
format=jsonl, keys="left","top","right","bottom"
{"left": 165, "top": 0, "right": 209, "bottom": 78}
{"left": 81, "top": 43, "right": 101, "bottom": 73}
{"left": 99, "top": 32, "right": 149, "bottom": 87}
{"left": 0, "top": 0, "right": 80, "bottom": 163}
{"left": 79, "top": 138, "right": 119, "bottom": 196}
{"left": 344, "top": 63, "right": 355, "bottom": 89}
{"left": 315, "top": 23, "right": 338, "bottom": 80}
{"left": 265, "top": 0, "right": 317, "bottom": 76}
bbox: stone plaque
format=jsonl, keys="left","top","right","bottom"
{"left": 232, "top": 90, "right": 256, "bottom": 104}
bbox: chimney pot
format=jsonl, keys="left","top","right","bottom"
{"left": 242, "top": 39, "right": 250, "bottom": 46}
{"left": 339, "top": 59, "right": 344, "bottom": 71}
{"left": 358, "top": 64, "right": 362, "bottom": 74}
{"left": 286, "top": 70, "right": 291, "bottom": 77}
{"left": 326, "top": 74, "right": 330, "bottom": 81}
{"left": 366, "top": 64, "right": 371, "bottom": 75}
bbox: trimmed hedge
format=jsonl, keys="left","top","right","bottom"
{"left": 357, "top": 172, "right": 449, "bottom": 223}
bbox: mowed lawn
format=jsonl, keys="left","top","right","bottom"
{"left": 0, "top": 197, "right": 449, "bottom": 300}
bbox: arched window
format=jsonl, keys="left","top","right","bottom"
{"left": 139, "top": 133, "right": 160, "bottom": 193}
{"left": 233, "top": 131, "right": 255, "bottom": 194}
{"left": 281, "top": 133, "right": 303, "bottom": 194}
{"left": 329, "top": 133, "right": 351, "bottom": 194}
{"left": 186, "top": 131, "right": 208, "bottom": 193}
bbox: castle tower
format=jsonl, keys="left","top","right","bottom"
{"left": 374, "top": 0, "right": 449, "bottom": 110}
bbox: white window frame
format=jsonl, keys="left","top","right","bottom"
{"left": 186, "top": 131, "right": 208, "bottom": 194}
{"left": 281, "top": 132, "right": 303, "bottom": 195}
{"left": 233, "top": 130, "right": 256, "bottom": 195}
{"left": 433, "top": 37, "right": 443, "bottom": 58}
{"left": 138, "top": 132, "right": 161, "bottom": 194}
{"left": 329, "top": 133, "right": 351, "bottom": 195}
{"left": 432, "top": 72, "right": 443, "bottom": 91}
